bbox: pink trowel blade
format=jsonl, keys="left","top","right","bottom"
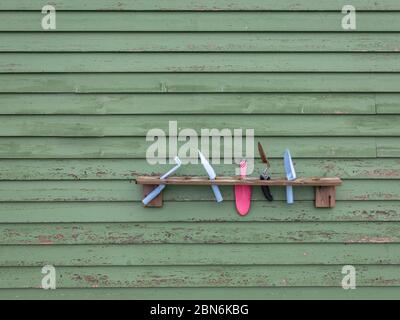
{"left": 234, "top": 160, "right": 252, "bottom": 216}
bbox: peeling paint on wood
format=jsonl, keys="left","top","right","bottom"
{"left": 1, "top": 265, "right": 400, "bottom": 289}
{"left": 0, "top": 159, "right": 399, "bottom": 180}
{"left": 0, "top": 222, "right": 399, "bottom": 245}
{"left": 1, "top": 0, "right": 399, "bottom": 11}
{"left": 2, "top": 244, "right": 400, "bottom": 266}
{"left": 2, "top": 13, "right": 400, "bottom": 32}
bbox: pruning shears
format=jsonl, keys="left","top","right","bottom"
{"left": 257, "top": 142, "right": 273, "bottom": 201}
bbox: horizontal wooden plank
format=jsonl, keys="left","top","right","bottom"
{"left": 378, "top": 106, "right": 400, "bottom": 114}
{"left": 377, "top": 94, "right": 400, "bottom": 114}
{"left": 136, "top": 176, "right": 342, "bottom": 186}
{"left": 2, "top": 53, "right": 400, "bottom": 73}
{"left": 1, "top": 0, "right": 398, "bottom": 11}
{"left": 0, "top": 115, "right": 397, "bottom": 137}
{"left": 2, "top": 12, "right": 400, "bottom": 32}
{"left": 2, "top": 33, "right": 400, "bottom": 52}
{"left": 0, "top": 52, "right": 393, "bottom": 72}
{"left": 1, "top": 221, "right": 399, "bottom": 245}
{"left": 1, "top": 287, "right": 400, "bottom": 300}
{"left": 0, "top": 137, "right": 379, "bottom": 158}
{"left": 0, "top": 265, "right": 399, "bottom": 288}
{"left": 1, "top": 201, "right": 399, "bottom": 223}
{"left": 1, "top": 159, "right": 399, "bottom": 180}
{"left": 378, "top": 138, "right": 400, "bottom": 157}
{"left": 0, "top": 93, "right": 379, "bottom": 115}
{"left": 1, "top": 73, "right": 399, "bottom": 93}
{"left": 0, "top": 180, "right": 398, "bottom": 202}
{"left": 2, "top": 244, "right": 400, "bottom": 266}
{"left": 2, "top": 13, "right": 400, "bottom": 33}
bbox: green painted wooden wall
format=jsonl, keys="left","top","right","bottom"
{"left": 1, "top": 0, "right": 400, "bottom": 299}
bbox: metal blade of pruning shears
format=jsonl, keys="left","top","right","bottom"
{"left": 258, "top": 142, "right": 270, "bottom": 168}
{"left": 257, "top": 142, "right": 273, "bottom": 201}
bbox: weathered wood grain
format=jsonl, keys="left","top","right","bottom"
{"left": 1, "top": 74, "right": 400, "bottom": 93}
{"left": 0, "top": 265, "right": 399, "bottom": 288}
{"left": 1, "top": 222, "right": 399, "bottom": 244}
{"left": 0, "top": 93, "right": 395, "bottom": 113}
{"left": 1, "top": 159, "right": 399, "bottom": 180}
{"left": 2, "top": 12, "right": 400, "bottom": 32}
{"left": 0, "top": 137, "right": 378, "bottom": 158}
{"left": 1, "top": 287, "right": 400, "bottom": 300}
{"left": 1, "top": 0, "right": 398, "bottom": 11}
{"left": 0, "top": 115, "right": 397, "bottom": 137}
{"left": 1, "top": 244, "right": 400, "bottom": 266}
{"left": 378, "top": 138, "right": 400, "bottom": 157}
{"left": 2, "top": 53, "right": 400, "bottom": 73}
{"left": 3, "top": 33, "right": 400, "bottom": 52}
{"left": 0, "top": 180, "right": 398, "bottom": 202}
{"left": 0, "top": 201, "right": 399, "bottom": 223}
{"left": 136, "top": 176, "right": 342, "bottom": 186}
{"left": 0, "top": 93, "right": 379, "bottom": 115}
{"left": 376, "top": 95, "right": 400, "bottom": 114}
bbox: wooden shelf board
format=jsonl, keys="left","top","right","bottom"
{"left": 136, "top": 176, "right": 342, "bottom": 187}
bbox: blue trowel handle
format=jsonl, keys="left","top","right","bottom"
{"left": 286, "top": 185, "right": 294, "bottom": 204}
{"left": 211, "top": 184, "right": 223, "bottom": 203}
{"left": 142, "top": 184, "right": 166, "bottom": 205}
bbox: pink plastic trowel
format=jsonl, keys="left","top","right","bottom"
{"left": 234, "top": 160, "right": 252, "bottom": 216}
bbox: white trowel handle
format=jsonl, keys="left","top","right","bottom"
{"left": 286, "top": 186, "right": 294, "bottom": 204}
{"left": 142, "top": 185, "right": 166, "bottom": 205}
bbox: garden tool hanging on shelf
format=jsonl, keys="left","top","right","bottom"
{"left": 142, "top": 156, "right": 182, "bottom": 206}
{"left": 234, "top": 160, "right": 252, "bottom": 216}
{"left": 257, "top": 142, "right": 273, "bottom": 201}
{"left": 198, "top": 150, "right": 223, "bottom": 203}
{"left": 284, "top": 149, "right": 297, "bottom": 204}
